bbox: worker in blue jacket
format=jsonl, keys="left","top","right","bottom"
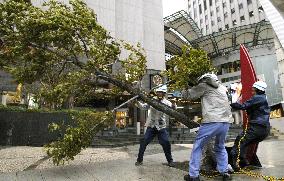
{"left": 230, "top": 81, "right": 270, "bottom": 171}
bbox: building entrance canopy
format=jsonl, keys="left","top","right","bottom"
{"left": 164, "top": 10, "right": 275, "bottom": 57}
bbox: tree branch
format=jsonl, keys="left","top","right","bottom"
{"left": 75, "top": 31, "right": 90, "bottom": 59}
{"left": 29, "top": 43, "right": 199, "bottom": 128}
{"left": 29, "top": 42, "right": 85, "bottom": 69}
{"left": 95, "top": 70, "right": 199, "bottom": 129}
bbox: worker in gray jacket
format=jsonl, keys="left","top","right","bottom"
{"left": 182, "top": 73, "right": 233, "bottom": 181}
{"left": 135, "top": 85, "right": 176, "bottom": 167}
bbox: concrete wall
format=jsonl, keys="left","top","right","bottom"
{"left": 85, "top": 0, "right": 165, "bottom": 71}
{"left": 85, "top": 0, "right": 165, "bottom": 91}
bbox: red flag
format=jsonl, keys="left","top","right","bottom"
{"left": 239, "top": 44, "right": 259, "bottom": 165}
{"left": 240, "top": 44, "right": 257, "bottom": 104}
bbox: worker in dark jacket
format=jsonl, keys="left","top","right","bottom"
{"left": 230, "top": 81, "right": 270, "bottom": 171}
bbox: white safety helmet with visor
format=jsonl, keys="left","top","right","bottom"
{"left": 197, "top": 73, "right": 218, "bottom": 82}
{"left": 252, "top": 81, "right": 267, "bottom": 92}
{"left": 155, "top": 84, "right": 167, "bottom": 93}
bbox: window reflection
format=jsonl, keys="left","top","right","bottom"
{"left": 217, "top": 60, "right": 240, "bottom": 75}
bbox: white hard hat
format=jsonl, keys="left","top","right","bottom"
{"left": 197, "top": 73, "right": 218, "bottom": 82}
{"left": 252, "top": 81, "right": 267, "bottom": 91}
{"left": 155, "top": 84, "right": 167, "bottom": 93}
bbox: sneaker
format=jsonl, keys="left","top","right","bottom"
{"left": 168, "top": 161, "right": 175, "bottom": 167}
{"left": 228, "top": 164, "right": 234, "bottom": 173}
{"left": 135, "top": 161, "right": 143, "bottom": 166}
{"left": 184, "top": 174, "right": 200, "bottom": 181}
{"left": 221, "top": 172, "right": 231, "bottom": 181}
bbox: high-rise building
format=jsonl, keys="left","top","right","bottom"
{"left": 188, "top": 0, "right": 266, "bottom": 35}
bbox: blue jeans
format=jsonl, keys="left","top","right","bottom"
{"left": 137, "top": 127, "right": 173, "bottom": 163}
{"left": 189, "top": 122, "right": 230, "bottom": 177}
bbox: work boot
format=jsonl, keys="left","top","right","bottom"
{"left": 184, "top": 174, "right": 200, "bottom": 181}
{"left": 168, "top": 161, "right": 175, "bottom": 167}
{"left": 221, "top": 172, "right": 231, "bottom": 181}
{"left": 240, "top": 159, "right": 250, "bottom": 168}
{"left": 135, "top": 161, "right": 143, "bottom": 166}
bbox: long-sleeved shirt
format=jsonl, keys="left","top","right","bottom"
{"left": 182, "top": 79, "right": 233, "bottom": 124}
{"left": 230, "top": 94, "right": 270, "bottom": 127}
{"left": 137, "top": 98, "right": 174, "bottom": 130}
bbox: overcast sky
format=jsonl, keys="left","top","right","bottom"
{"left": 163, "top": 0, "right": 188, "bottom": 17}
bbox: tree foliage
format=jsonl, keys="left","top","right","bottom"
{"left": 45, "top": 110, "right": 113, "bottom": 165}
{"left": 164, "top": 46, "right": 216, "bottom": 90}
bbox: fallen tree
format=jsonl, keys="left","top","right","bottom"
{"left": 0, "top": 0, "right": 216, "bottom": 165}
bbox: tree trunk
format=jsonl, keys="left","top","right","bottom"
{"left": 95, "top": 70, "right": 200, "bottom": 129}
{"left": 201, "top": 139, "right": 216, "bottom": 172}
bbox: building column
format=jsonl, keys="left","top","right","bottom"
{"left": 275, "top": 38, "right": 284, "bottom": 100}
{"left": 259, "top": 0, "right": 284, "bottom": 101}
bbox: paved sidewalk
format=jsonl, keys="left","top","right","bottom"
{"left": 0, "top": 139, "right": 284, "bottom": 180}
{"left": 270, "top": 117, "right": 284, "bottom": 133}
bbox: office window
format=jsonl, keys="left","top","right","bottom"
{"left": 249, "top": 11, "right": 254, "bottom": 17}
{"left": 247, "top": 0, "right": 252, "bottom": 5}
{"left": 240, "top": 16, "right": 245, "bottom": 22}
{"left": 231, "top": 8, "right": 235, "bottom": 14}
{"left": 217, "top": 17, "right": 221, "bottom": 22}
{"left": 200, "top": 19, "right": 203, "bottom": 24}
{"left": 219, "top": 28, "right": 222, "bottom": 32}
{"left": 210, "top": 11, "right": 213, "bottom": 16}
{"left": 209, "top": 0, "right": 213, "bottom": 6}
{"left": 204, "top": 0, "right": 207, "bottom": 10}
{"left": 216, "top": 6, "right": 220, "bottom": 12}
{"left": 223, "top": 2, "right": 226, "bottom": 8}
{"left": 233, "top": 20, "right": 237, "bottom": 25}
{"left": 206, "top": 25, "right": 209, "bottom": 30}
{"left": 211, "top": 21, "right": 215, "bottom": 26}
{"left": 239, "top": 3, "right": 243, "bottom": 9}
{"left": 194, "top": 8, "right": 197, "bottom": 17}
{"left": 225, "top": 24, "right": 229, "bottom": 29}
{"left": 230, "top": 0, "right": 234, "bottom": 3}
{"left": 199, "top": 4, "right": 202, "bottom": 14}
{"left": 205, "top": 15, "right": 208, "bottom": 20}
{"left": 224, "top": 12, "right": 228, "bottom": 18}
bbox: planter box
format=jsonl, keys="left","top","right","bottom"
{"left": 0, "top": 111, "right": 72, "bottom": 146}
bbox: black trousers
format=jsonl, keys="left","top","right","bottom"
{"left": 137, "top": 127, "right": 173, "bottom": 163}
{"left": 231, "top": 124, "right": 269, "bottom": 164}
